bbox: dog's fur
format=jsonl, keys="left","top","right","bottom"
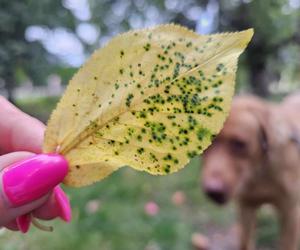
{"left": 202, "top": 93, "right": 300, "bottom": 250}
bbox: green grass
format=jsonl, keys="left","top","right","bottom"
{"left": 0, "top": 158, "right": 235, "bottom": 250}
{"left": 0, "top": 159, "right": 278, "bottom": 250}
{"left": 15, "top": 96, "right": 60, "bottom": 123}
{"left": 0, "top": 97, "right": 278, "bottom": 250}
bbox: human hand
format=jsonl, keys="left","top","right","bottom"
{"left": 0, "top": 96, "right": 71, "bottom": 233}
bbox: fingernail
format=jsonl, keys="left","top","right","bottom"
{"left": 16, "top": 214, "right": 31, "bottom": 233}
{"left": 54, "top": 186, "right": 72, "bottom": 222}
{"left": 3, "top": 154, "right": 68, "bottom": 207}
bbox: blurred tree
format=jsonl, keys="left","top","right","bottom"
{"left": 0, "top": 0, "right": 76, "bottom": 102}
{"left": 218, "top": 0, "right": 300, "bottom": 97}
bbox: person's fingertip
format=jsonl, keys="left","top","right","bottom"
{"left": 54, "top": 186, "right": 72, "bottom": 222}
{"left": 16, "top": 214, "right": 31, "bottom": 233}
{"left": 2, "top": 154, "right": 68, "bottom": 207}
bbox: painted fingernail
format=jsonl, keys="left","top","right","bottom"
{"left": 16, "top": 214, "right": 31, "bottom": 233}
{"left": 54, "top": 186, "right": 72, "bottom": 222}
{"left": 3, "top": 154, "right": 68, "bottom": 207}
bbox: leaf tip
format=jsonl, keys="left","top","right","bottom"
{"left": 242, "top": 28, "right": 254, "bottom": 42}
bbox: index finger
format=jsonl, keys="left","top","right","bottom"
{"left": 0, "top": 96, "right": 45, "bottom": 154}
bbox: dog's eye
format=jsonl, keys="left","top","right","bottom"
{"left": 229, "top": 139, "right": 247, "bottom": 154}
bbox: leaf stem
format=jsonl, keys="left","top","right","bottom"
{"left": 31, "top": 215, "right": 54, "bottom": 232}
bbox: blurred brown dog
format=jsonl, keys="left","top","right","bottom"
{"left": 202, "top": 93, "right": 300, "bottom": 250}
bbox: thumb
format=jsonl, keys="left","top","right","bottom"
{"left": 0, "top": 152, "right": 68, "bottom": 226}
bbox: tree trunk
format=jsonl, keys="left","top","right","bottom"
{"left": 5, "top": 71, "right": 16, "bottom": 105}
{"left": 246, "top": 41, "right": 279, "bottom": 98}
{"left": 247, "top": 54, "right": 270, "bottom": 97}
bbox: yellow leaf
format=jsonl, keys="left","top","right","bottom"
{"left": 43, "top": 24, "right": 253, "bottom": 187}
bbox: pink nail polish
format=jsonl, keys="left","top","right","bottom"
{"left": 3, "top": 154, "right": 68, "bottom": 207}
{"left": 16, "top": 214, "right": 31, "bottom": 233}
{"left": 54, "top": 186, "right": 72, "bottom": 222}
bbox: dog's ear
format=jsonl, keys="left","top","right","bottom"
{"left": 246, "top": 99, "right": 271, "bottom": 154}
{"left": 254, "top": 108, "right": 270, "bottom": 153}
{"left": 233, "top": 95, "right": 291, "bottom": 156}
{"left": 252, "top": 102, "right": 290, "bottom": 154}
{"left": 258, "top": 121, "right": 268, "bottom": 153}
{"left": 233, "top": 95, "right": 271, "bottom": 154}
